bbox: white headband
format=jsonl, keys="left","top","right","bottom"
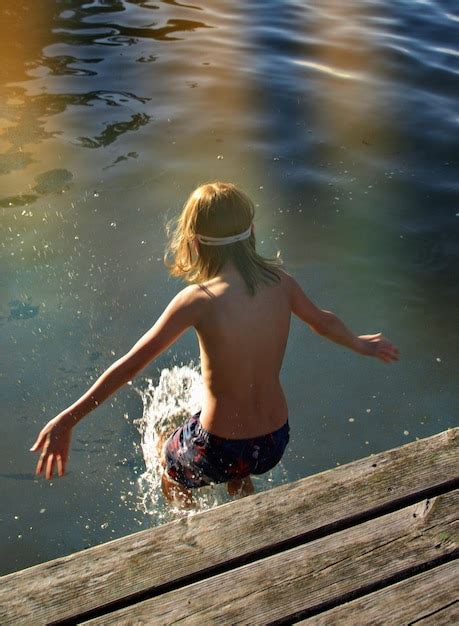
{"left": 195, "top": 224, "right": 253, "bottom": 246}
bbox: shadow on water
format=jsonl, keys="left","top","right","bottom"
{"left": 245, "top": 0, "right": 458, "bottom": 296}
{"left": 0, "top": 473, "right": 38, "bottom": 481}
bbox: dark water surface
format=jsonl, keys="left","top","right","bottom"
{"left": 1, "top": 0, "right": 458, "bottom": 575}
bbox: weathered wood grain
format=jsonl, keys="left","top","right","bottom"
{"left": 297, "top": 560, "right": 458, "bottom": 625}
{"left": 84, "top": 490, "right": 458, "bottom": 625}
{"left": 0, "top": 428, "right": 457, "bottom": 625}
{"left": 415, "top": 601, "right": 458, "bottom": 625}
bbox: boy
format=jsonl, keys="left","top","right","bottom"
{"left": 31, "top": 182, "right": 399, "bottom": 505}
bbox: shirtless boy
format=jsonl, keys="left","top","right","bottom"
{"left": 31, "top": 182, "right": 399, "bottom": 505}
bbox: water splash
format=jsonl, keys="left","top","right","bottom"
{"left": 131, "top": 363, "right": 290, "bottom": 523}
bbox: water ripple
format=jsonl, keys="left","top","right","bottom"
{"left": 292, "top": 59, "right": 368, "bottom": 82}
{"left": 1, "top": 0, "right": 459, "bottom": 575}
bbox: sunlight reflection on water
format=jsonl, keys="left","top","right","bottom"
{"left": 1, "top": 0, "right": 457, "bottom": 575}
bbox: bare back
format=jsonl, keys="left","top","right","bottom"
{"left": 193, "top": 267, "right": 291, "bottom": 438}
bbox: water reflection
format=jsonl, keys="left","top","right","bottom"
{"left": 41, "top": 55, "right": 102, "bottom": 78}
{"left": 77, "top": 111, "right": 151, "bottom": 148}
{"left": 1, "top": 0, "right": 457, "bottom": 576}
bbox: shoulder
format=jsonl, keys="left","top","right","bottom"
{"left": 273, "top": 268, "right": 298, "bottom": 299}
{"left": 274, "top": 270, "right": 322, "bottom": 319}
{"left": 168, "top": 284, "right": 205, "bottom": 309}
{"left": 166, "top": 284, "right": 207, "bottom": 327}
{"left": 173, "top": 283, "right": 203, "bottom": 302}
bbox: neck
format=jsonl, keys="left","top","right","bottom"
{"left": 216, "top": 260, "right": 240, "bottom": 279}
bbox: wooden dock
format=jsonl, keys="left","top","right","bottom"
{"left": 1, "top": 428, "right": 457, "bottom": 625}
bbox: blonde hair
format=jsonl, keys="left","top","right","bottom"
{"left": 164, "top": 182, "right": 282, "bottom": 296}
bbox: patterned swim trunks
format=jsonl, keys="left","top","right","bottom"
{"left": 164, "top": 411, "right": 290, "bottom": 489}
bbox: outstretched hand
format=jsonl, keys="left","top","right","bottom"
{"left": 30, "top": 415, "right": 73, "bottom": 479}
{"left": 359, "top": 333, "right": 400, "bottom": 363}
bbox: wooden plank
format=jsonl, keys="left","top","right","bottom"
{"left": 0, "top": 428, "right": 457, "bottom": 625}
{"left": 296, "top": 560, "right": 459, "bottom": 625}
{"left": 415, "top": 601, "right": 459, "bottom": 625}
{"left": 83, "top": 490, "right": 458, "bottom": 625}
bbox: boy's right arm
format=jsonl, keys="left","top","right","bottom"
{"left": 30, "top": 286, "right": 203, "bottom": 479}
{"left": 285, "top": 273, "right": 399, "bottom": 363}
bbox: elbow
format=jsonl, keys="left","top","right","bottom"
{"left": 115, "top": 344, "right": 158, "bottom": 382}
{"left": 311, "top": 310, "right": 334, "bottom": 337}
{"left": 109, "top": 357, "right": 139, "bottom": 386}
{"left": 312, "top": 323, "right": 329, "bottom": 337}
{"left": 313, "top": 324, "right": 327, "bottom": 337}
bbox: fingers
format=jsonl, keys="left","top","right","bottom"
{"left": 373, "top": 337, "right": 400, "bottom": 363}
{"left": 30, "top": 432, "right": 45, "bottom": 452}
{"left": 31, "top": 422, "right": 70, "bottom": 480}
{"left": 45, "top": 454, "right": 54, "bottom": 480}
{"left": 380, "top": 352, "right": 398, "bottom": 362}
{"left": 35, "top": 443, "right": 63, "bottom": 479}
{"left": 36, "top": 455, "right": 44, "bottom": 476}
{"left": 363, "top": 333, "right": 400, "bottom": 363}
{"left": 377, "top": 346, "right": 400, "bottom": 363}
{"left": 36, "top": 454, "right": 50, "bottom": 477}
{"left": 57, "top": 454, "right": 64, "bottom": 477}
{"left": 35, "top": 452, "right": 65, "bottom": 479}
{"left": 386, "top": 344, "right": 400, "bottom": 360}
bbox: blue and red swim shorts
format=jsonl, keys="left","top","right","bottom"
{"left": 164, "top": 411, "right": 290, "bottom": 489}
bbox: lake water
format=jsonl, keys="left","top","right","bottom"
{"left": 1, "top": 0, "right": 457, "bottom": 576}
